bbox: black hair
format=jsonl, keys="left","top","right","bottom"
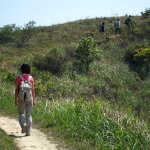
{"left": 102, "top": 22, "right": 105, "bottom": 25}
{"left": 21, "top": 63, "right": 31, "bottom": 74}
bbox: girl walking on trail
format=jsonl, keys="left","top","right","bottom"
{"left": 15, "top": 63, "right": 36, "bottom": 136}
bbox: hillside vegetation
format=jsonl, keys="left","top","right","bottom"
{"left": 0, "top": 8, "right": 150, "bottom": 150}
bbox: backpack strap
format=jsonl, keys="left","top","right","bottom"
{"left": 19, "top": 74, "right": 31, "bottom": 82}
{"left": 27, "top": 76, "right": 32, "bottom": 82}
{"left": 19, "top": 75, "right": 24, "bottom": 81}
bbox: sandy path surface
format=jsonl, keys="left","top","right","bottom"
{"left": 0, "top": 116, "right": 60, "bottom": 150}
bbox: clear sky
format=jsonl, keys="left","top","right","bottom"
{"left": 0, "top": 0, "right": 150, "bottom": 27}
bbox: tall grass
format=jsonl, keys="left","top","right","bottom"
{"left": 0, "top": 79, "right": 149, "bottom": 150}
{"left": 33, "top": 99, "right": 149, "bottom": 150}
{"left": 0, "top": 80, "right": 16, "bottom": 116}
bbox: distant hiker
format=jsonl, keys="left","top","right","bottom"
{"left": 125, "top": 15, "right": 132, "bottom": 29}
{"left": 15, "top": 63, "right": 36, "bottom": 136}
{"left": 114, "top": 18, "right": 121, "bottom": 35}
{"left": 99, "top": 22, "right": 106, "bottom": 40}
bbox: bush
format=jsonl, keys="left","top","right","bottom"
{"left": 75, "top": 37, "right": 99, "bottom": 73}
{"left": 7, "top": 72, "right": 16, "bottom": 82}
{"left": 125, "top": 47, "right": 150, "bottom": 79}
{"left": 0, "top": 24, "right": 16, "bottom": 44}
{"left": 33, "top": 47, "right": 72, "bottom": 76}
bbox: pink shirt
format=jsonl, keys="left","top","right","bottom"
{"left": 16, "top": 74, "right": 34, "bottom": 93}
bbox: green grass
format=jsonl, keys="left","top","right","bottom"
{"left": 0, "top": 81, "right": 149, "bottom": 149}
{"left": 0, "top": 129, "right": 19, "bottom": 150}
{"left": 0, "top": 82, "right": 149, "bottom": 150}
{"left": 0, "top": 13, "right": 150, "bottom": 149}
{"left": 36, "top": 99, "right": 148, "bottom": 150}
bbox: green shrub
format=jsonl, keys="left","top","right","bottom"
{"left": 0, "top": 67, "right": 16, "bottom": 82}
{"left": 125, "top": 47, "right": 150, "bottom": 79}
{"left": 75, "top": 37, "right": 99, "bottom": 73}
{"left": 7, "top": 72, "right": 16, "bottom": 82}
{"left": 125, "top": 47, "right": 150, "bottom": 67}
{"left": 34, "top": 48, "right": 63, "bottom": 75}
{"left": 33, "top": 46, "right": 73, "bottom": 76}
{"left": 134, "top": 47, "right": 150, "bottom": 73}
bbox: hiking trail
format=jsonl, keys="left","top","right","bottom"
{"left": 0, "top": 116, "right": 67, "bottom": 150}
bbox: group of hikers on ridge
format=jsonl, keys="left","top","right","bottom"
{"left": 99, "top": 15, "right": 132, "bottom": 39}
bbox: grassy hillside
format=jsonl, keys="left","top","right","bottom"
{"left": 0, "top": 10, "right": 150, "bottom": 149}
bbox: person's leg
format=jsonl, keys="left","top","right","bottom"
{"left": 26, "top": 99, "right": 33, "bottom": 135}
{"left": 101, "top": 32, "right": 105, "bottom": 39}
{"left": 99, "top": 32, "right": 103, "bottom": 40}
{"left": 127, "top": 24, "right": 130, "bottom": 30}
{"left": 18, "top": 101, "right": 26, "bottom": 127}
{"left": 116, "top": 28, "right": 119, "bottom": 35}
{"left": 18, "top": 101, "right": 26, "bottom": 133}
{"left": 99, "top": 33, "right": 101, "bottom": 40}
{"left": 119, "top": 28, "right": 121, "bottom": 34}
{"left": 115, "top": 28, "right": 117, "bottom": 35}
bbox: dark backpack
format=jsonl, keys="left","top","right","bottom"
{"left": 99, "top": 26, "right": 102, "bottom": 32}
{"left": 125, "top": 18, "right": 130, "bottom": 25}
{"left": 114, "top": 22, "right": 118, "bottom": 27}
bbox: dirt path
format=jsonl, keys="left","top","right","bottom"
{"left": 0, "top": 116, "right": 64, "bottom": 150}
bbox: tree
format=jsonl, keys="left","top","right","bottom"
{"left": 14, "top": 20, "right": 36, "bottom": 47}
{"left": 24, "top": 20, "right": 36, "bottom": 38}
{"left": 75, "top": 37, "right": 98, "bottom": 73}
{"left": 0, "top": 24, "right": 16, "bottom": 44}
{"left": 141, "top": 8, "right": 150, "bottom": 19}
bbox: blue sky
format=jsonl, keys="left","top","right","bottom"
{"left": 0, "top": 0, "right": 149, "bottom": 27}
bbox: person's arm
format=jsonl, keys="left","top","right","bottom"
{"left": 32, "top": 80, "right": 36, "bottom": 106}
{"left": 15, "top": 79, "right": 19, "bottom": 106}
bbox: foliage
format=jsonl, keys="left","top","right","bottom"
{"left": 134, "top": 47, "right": 150, "bottom": 73}
{"left": 0, "top": 24, "right": 16, "bottom": 44}
{"left": 134, "top": 48, "right": 150, "bottom": 63}
{"left": 141, "top": 8, "right": 150, "bottom": 18}
{"left": 14, "top": 20, "right": 37, "bottom": 47}
{"left": 75, "top": 37, "right": 99, "bottom": 73}
{"left": 32, "top": 46, "right": 71, "bottom": 76}
{"left": 0, "top": 129, "right": 19, "bottom": 150}
{"left": 6, "top": 72, "right": 16, "bottom": 82}
{"left": 125, "top": 47, "right": 150, "bottom": 77}
{"left": 0, "top": 21, "right": 36, "bottom": 47}
{"left": 0, "top": 67, "right": 16, "bottom": 82}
